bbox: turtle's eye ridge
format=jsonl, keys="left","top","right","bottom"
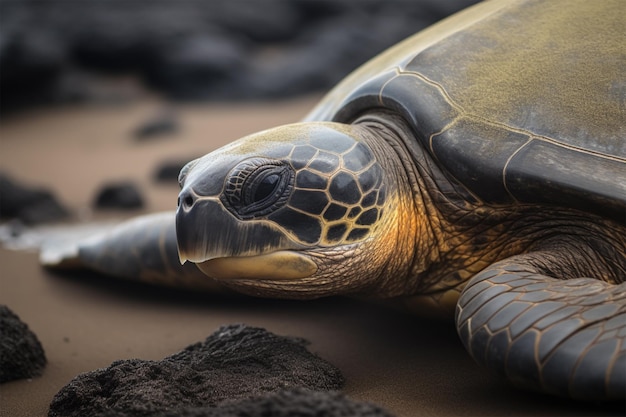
{"left": 178, "top": 159, "right": 198, "bottom": 189}
{"left": 222, "top": 158, "right": 294, "bottom": 219}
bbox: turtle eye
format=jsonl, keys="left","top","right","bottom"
{"left": 222, "top": 158, "right": 294, "bottom": 219}
{"left": 247, "top": 169, "right": 281, "bottom": 205}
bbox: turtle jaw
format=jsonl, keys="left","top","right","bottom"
{"left": 176, "top": 194, "right": 294, "bottom": 262}
{"left": 176, "top": 191, "right": 313, "bottom": 280}
{"left": 195, "top": 251, "right": 317, "bottom": 281}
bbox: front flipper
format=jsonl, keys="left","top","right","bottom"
{"left": 41, "top": 212, "right": 226, "bottom": 292}
{"left": 456, "top": 253, "right": 625, "bottom": 401}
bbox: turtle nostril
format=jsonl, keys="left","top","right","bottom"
{"left": 178, "top": 191, "right": 196, "bottom": 210}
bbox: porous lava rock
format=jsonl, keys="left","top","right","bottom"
{"left": 95, "top": 388, "right": 395, "bottom": 417}
{"left": 48, "top": 324, "right": 344, "bottom": 417}
{"left": 0, "top": 173, "right": 69, "bottom": 224}
{"left": 0, "top": 305, "right": 47, "bottom": 383}
{"left": 93, "top": 182, "right": 144, "bottom": 210}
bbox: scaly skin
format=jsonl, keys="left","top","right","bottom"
{"left": 456, "top": 247, "right": 626, "bottom": 399}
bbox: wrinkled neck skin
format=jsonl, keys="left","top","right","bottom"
{"left": 348, "top": 113, "right": 471, "bottom": 299}
{"left": 349, "top": 113, "right": 626, "bottom": 310}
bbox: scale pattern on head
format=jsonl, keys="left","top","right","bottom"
{"left": 218, "top": 125, "right": 387, "bottom": 247}
{"left": 177, "top": 123, "right": 390, "bottom": 261}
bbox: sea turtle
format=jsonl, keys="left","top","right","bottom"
{"left": 43, "top": 0, "right": 625, "bottom": 401}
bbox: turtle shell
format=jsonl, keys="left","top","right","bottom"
{"left": 306, "top": 0, "right": 626, "bottom": 222}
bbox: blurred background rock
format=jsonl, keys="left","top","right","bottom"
{"left": 0, "top": 0, "right": 478, "bottom": 114}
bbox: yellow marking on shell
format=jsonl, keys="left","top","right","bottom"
{"left": 378, "top": 69, "right": 401, "bottom": 107}
{"left": 408, "top": 70, "right": 626, "bottom": 164}
{"left": 384, "top": 0, "right": 626, "bottom": 166}
{"left": 457, "top": 0, "right": 625, "bottom": 145}
{"left": 391, "top": 66, "right": 625, "bottom": 206}
{"left": 305, "top": 0, "right": 512, "bottom": 121}
{"left": 501, "top": 136, "right": 534, "bottom": 201}
{"left": 196, "top": 251, "right": 317, "bottom": 281}
{"left": 310, "top": 0, "right": 624, "bottom": 159}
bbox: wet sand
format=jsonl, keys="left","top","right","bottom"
{"left": 0, "top": 98, "right": 621, "bottom": 416}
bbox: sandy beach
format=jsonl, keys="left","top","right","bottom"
{"left": 0, "top": 97, "right": 621, "bottom": 416}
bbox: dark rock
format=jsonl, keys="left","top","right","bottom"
{"left": 0, "top": 0, "right": 479, "bottom": 112}
{"left": 133, "top": 108, "right": 179, "bottom": 140}
{"left": 0, "top": 19, "right": 66, "bottom": 112}
{"left": 95, "top": 388, "right": 395, "bottom": 417}
{"left": 183, "top": 389, "right": 395, "bottom": 417}
{"left": 48, "top": 324, "right": 344, "bottom": 417}
{"left": 153, "top": 157, "right": 200, "bottom": 183}
{"left": 93, "top": 182, "right": 144, "bottom": 210}
{"left": 145, "top": 32, "right": 251, "bottom": 101}
{"left": 0, "top": 173, "right": 70, "bottom": 224}
{"left": 0, "top": 305, "right": 47, "bottom": 383}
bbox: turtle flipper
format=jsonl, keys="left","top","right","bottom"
{"left": 41, "top": 212, "right": 225, "bottom": 292}
{"left": 455, "top": 255, "right": 626, "bottom": 401}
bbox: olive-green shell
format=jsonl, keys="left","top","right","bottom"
{"left": 306, "top": 0, "right": 626, "bottom": 222}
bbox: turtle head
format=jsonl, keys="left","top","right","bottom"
{"left": 176, "top": 122, "right": 404, "bottom": 298}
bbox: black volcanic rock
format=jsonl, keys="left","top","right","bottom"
{"left": 93, "top": 182, "right": 144, "bottom": 210}
{"left": 48, "top": 324, "right": 344, "bottom": 417}
{"left": 0, "top": 305, "right": 47, "bottom": 383}
{"left": 0, "top": 0, "right": 479, "bottom": 112}
{"left": 0, "top": 173, "right": 70, "bottom": 224}
{"left": 95, "top": 389, "right": 395, "bottom": 417}
{"left": 133, "top": 108, "right": 179, "bottom": 140}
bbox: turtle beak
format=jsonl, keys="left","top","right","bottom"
{"left": 175, "top": 189, "right": 235, "bottom": 265}
{"left": 175, "top": 184, "right": 301, "bottom": 267}
{"left": 175, "top": 187, "right": 317, "bottom": 281}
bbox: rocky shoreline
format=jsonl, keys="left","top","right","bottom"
{"left": 1, "top": 0, "right": 477, "bottom": 113}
